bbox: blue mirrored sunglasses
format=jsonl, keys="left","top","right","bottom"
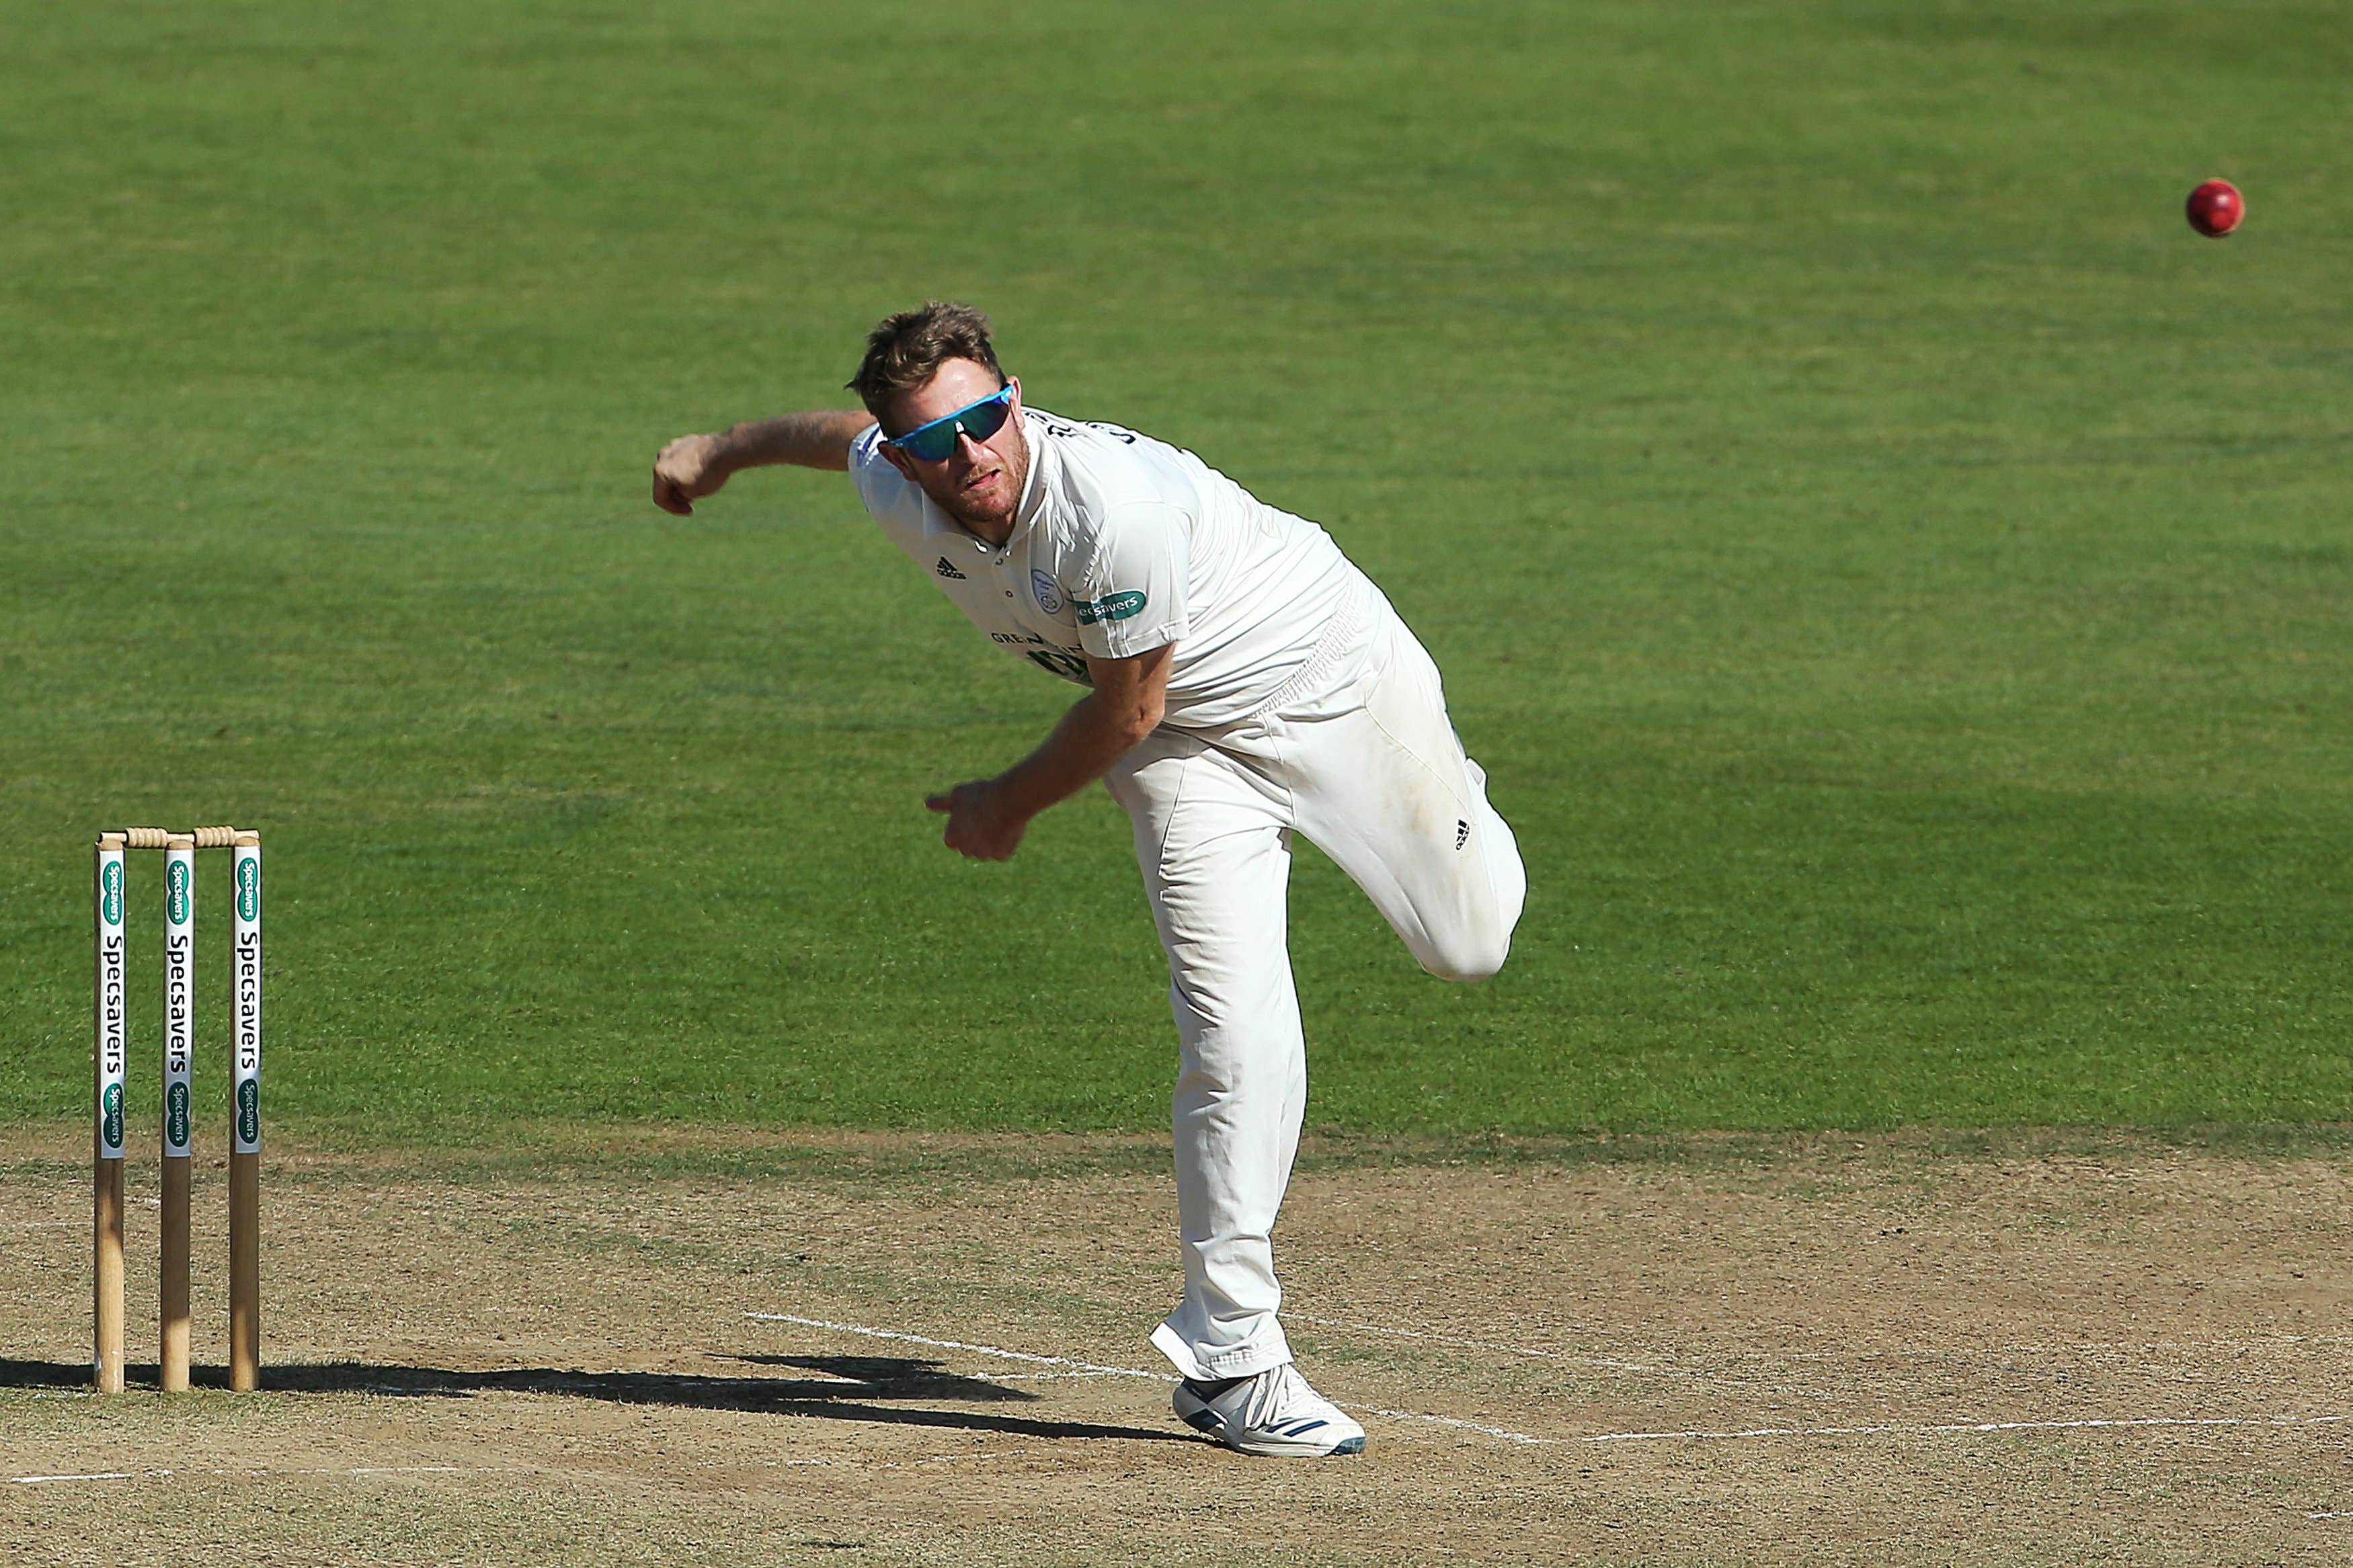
{"left": 885, "top": 384, "right": 1016, "bottom": 462}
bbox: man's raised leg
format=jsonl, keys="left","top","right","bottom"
{"left": 1289, "top": 605, "right": 1527, "bottom": 981}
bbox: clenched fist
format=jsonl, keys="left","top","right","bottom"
{"left": 925, "top": 778, "right": 1032, "bottom": 862}
{"left": 651, "top": 433, "right": 731, "bottom": 515}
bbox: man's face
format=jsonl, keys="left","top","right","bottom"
{"left": 879, "top": 358, "right": 1029, "bottom": 534}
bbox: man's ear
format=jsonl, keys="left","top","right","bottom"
{"left": 879, "top": 440, "right": 914, "bottom": 481}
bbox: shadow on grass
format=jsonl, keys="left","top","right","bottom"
{"left": 0, "top": 1354, "right": 1193, "bottom": 1444}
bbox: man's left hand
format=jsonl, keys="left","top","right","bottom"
{"left": 925, "top": 779, "right": 1031, "bottom": 861}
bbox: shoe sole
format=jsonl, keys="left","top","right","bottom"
{"left": 1176, "top": 1401, "right": 1366, "bottom": 1457}
{"left": 1224, "top": 1432, "right": 1366, "bottom": 1458}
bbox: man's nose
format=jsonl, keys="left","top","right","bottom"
{"left": 950, "top": 429, "right": 988, "bottom": 465}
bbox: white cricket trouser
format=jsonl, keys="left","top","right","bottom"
{"left": 1105, "top": 581, "right": 1528, "bottom": 1380}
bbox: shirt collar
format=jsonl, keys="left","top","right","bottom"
{"left": 1013, "top": 413, "right": 1051, "bottom": 534}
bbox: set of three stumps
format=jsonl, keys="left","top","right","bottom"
{"left": 91, "top": 827, "right": 263, "bottom": 1394}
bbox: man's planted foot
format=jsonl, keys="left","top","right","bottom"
{"left": 1171, "top": 1363, "right": 1367, "bottom": 1456}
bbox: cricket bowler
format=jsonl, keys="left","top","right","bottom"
{"left": 651, "top": 302, "right": 1526, "bottom": 1456}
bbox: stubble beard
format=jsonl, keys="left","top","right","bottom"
{"left": 936, "top": 431, "right": 1029, "bottom": 533}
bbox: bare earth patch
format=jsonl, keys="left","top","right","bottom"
{"left": 3, "top": 1128, "right": 2350, "bottom": 1565}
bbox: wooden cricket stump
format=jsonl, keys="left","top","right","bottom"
{"left": 160, "top": 834, "right": 194, "bottom": 1391}
{"left": 228, "top": 829, "right": 264, "bottom": 1392}
{"left": 91, "top": 1153, "right": 125, "bottom": 1393}
{"left": 230, "top": 1149, "right": 261, "bottom": 1390}
{"left": 160, "top": 1151, "right": 192, "bottom": 1391}
{"left": 91, "top": 826, "right": 264, "bottom": 1393}
{"left": 93, "top": 834, "right": 128, "bottom": 1394}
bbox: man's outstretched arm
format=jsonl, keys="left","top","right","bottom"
{"left": 651, "top": 409, "right": 877, "bottom": 515}
{"left": 926, "top": 643, "right": 1174, "bottom": 862}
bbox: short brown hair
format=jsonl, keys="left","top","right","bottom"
{"left": 847, "top": 300, "right": 1006, "bottom": 431}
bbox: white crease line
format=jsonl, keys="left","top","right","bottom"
{"left": 2310, "top": 1510, "right": 2353, "bottom": 1520}
{"left": 747, "top": 1310, "right": 1544, "bottom": 1438}
{"left": 749, "top": 1310, "right": 2345, "bottom": 1453}
{"left": 1279, "top": 1313, "right": 1833, "bottom": 1400}
{"left": 1584, "top": 1413, "right": 2353, "bottom": 1444}
{"left": 12, "top": 1466, "right": 514, "bottom": 1486}
{"left": 1285, "top": 1313, "right": 1659, "bottom": 1373}
{"left": 1286, "top": 1316, "right": 2353, "bottom": 1405}
{"left": 1357, "top": 1407, "right": 1548, "bottom": 1444}
{"left": 1771, "top": 1335, "right": 2353, "bottom": 1360}
{"left": 749, "top": 1311, "right": 1548, "bottom": 1443}
{"left": 747, "top": 1313, "right": 1167, "bottom": 1379}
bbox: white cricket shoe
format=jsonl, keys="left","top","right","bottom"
{"left": 1172, "top": 1363, "right": 1367, "bottom": 1456}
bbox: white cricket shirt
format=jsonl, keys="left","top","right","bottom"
{"left": 849, "top": 407, "right": 1365, "bottom": 728}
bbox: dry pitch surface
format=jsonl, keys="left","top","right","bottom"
{"left": 3, "top": 1129, "right": 2350, "bottom": 1566}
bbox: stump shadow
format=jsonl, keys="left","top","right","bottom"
{"left": 0, "top": 1354, "right": 1192, "bottom": 1446}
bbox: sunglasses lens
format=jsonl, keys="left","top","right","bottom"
{"left": 903, "top": 423, "right": 960, "bottom": 462}
{"left": 961, "top": 395, "right": 1012, "bottom": 445}
{"left": 895, "top": 389, "right": 1011, "bottom": 462}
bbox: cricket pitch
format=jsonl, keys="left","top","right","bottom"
{"left": 4, "top": 1128, "right": 2350, "bottom": 1565}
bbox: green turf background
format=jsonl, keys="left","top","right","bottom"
{"left": 2, "top": 0, "right": 2347, "bottom": 1141}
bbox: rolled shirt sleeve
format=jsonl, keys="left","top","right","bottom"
{"left": 1068, "top": 501, "right": 1191, "bottom": 660}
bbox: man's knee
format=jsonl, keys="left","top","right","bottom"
{"left": 1417, "top": 927, "right": 1509, "bottom": 984}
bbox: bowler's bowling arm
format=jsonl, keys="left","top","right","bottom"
{"left": 927, "top": 644, "right": 1174, "bottom": 861}
{"left": 999, "top": 644, "right": 1172, "bottom": 822}
{"left": 652, "top": 409, "right": 877, "bottom": 515}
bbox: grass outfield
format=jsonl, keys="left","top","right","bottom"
{"left": 1, "top": 0, "right": 2348, "bottom": 1141}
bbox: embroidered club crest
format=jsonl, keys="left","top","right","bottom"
{"left": 1031, "top": 571, "right": 1065, "bottom": 615}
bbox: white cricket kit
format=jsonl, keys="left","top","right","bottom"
{"left": 850, "top": 409, "right": 1361, "bottom": 725}
{"left": 850, "top": 409, "right": 1528, "bottom": 1380}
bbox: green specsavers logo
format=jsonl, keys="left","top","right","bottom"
{"left": 237, "top": 857, "right": 260, "bottom": 921}
{"left": 167, "top": 860, "right": 191, "bottom": 925}
{"left": 1074, "top": 590, "right": 1147, "bottom": 626}
{"left": 102, "top": 861, "right": 124, "bottom": 925}
{"left": 102, "top": 1083, "right": 124, "bottom": 1150}
{"left": 166, "top": 1083, "right": 191, "bottom": 1147}
{"left": 237, "top": 1079, "right": 260, "bottom": 1146}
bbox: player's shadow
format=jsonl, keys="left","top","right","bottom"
{"left": 0, "top": 1355, "right": 1191, "bottom": 1445}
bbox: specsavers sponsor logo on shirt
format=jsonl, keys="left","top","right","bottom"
{"left": 1075, "top": 590, "right": 1147, "bottom": 626}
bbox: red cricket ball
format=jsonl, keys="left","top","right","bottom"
{"left": 2186, "top": 179, "right": 2244, "bottom": 238}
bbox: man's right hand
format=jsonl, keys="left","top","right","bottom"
{"left": 652, "top": 410, "right": 877, "bottom": 509}
{"left": 652, "top": 433, "right": 729, "bottom": 515}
